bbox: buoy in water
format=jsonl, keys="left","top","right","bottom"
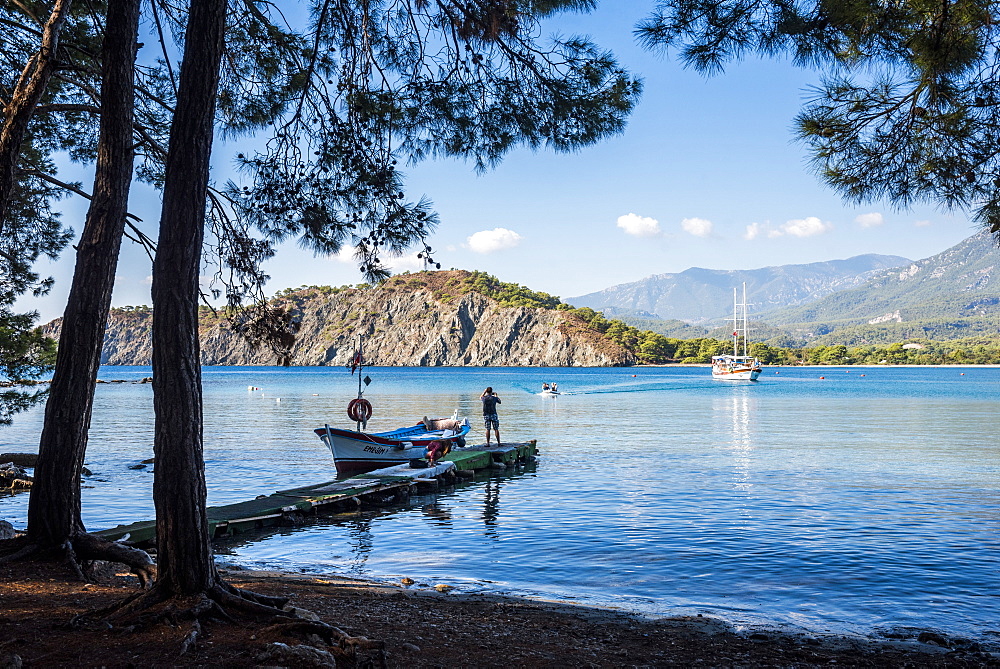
{"left": 819, "top": 376, "right": 825, "bottom": 379}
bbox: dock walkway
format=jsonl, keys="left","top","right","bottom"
{"left": 95, "top": 441, "right": 537, "bottom": 547}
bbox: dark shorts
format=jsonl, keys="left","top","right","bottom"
{"left": 484, "top": 413, "right": 499, "bottom": 430}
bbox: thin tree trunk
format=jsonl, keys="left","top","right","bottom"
{"left": 150, "top": 0, "right": 228, "bottom": 595}
{"left": 27, "top": 0, "right": 140, "bottom": 549}
{"left": 0, "top": 0, "right": 74, "bottom": 233}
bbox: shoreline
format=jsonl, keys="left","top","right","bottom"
{"left": 224, "top": 565, "right": 1000, "bottom": 652}
{"left": 4, "top": 558, "right": 991, "bottom": 667}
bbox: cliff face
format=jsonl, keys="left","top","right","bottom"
{"left": 44, "top": 272, "right": 634, "bottom": 367}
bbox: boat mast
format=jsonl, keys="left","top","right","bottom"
{"left": 357, "top": 333, "right": 364, "bottom": 400}
{"left": 732, "top": 286, "right": 738, "bottom": 356}
{"left": 741, "top": 282, "right": 748, "bottom": 358}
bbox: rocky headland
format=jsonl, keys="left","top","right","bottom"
{"left": 43, "top": 270, "right": 633, "bottom": 367}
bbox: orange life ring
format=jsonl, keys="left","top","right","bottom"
{"left": 347, "top": 398, "right": 373, "bottom": 423}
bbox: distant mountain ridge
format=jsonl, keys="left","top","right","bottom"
{"left": 567, "top": 254, "right": 911, "bottom": 323}
{"left": 761, "top": 230, "right": 1000, "bottom": 345}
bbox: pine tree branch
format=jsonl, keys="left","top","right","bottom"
{"left": 34, "top": 103, "right": 101, "bottom": 114}
{"left": 0, "top": 16, "right": 42, "bottom": 38}
{"left": 17, "top": 168, "right": 156, "bottom": 256}
{"left": 5, "top": 0, "right": 42, "bottom": 26}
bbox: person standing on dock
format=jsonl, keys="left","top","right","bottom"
{"left": 481, "top": 387, "right": 501, "bottom": 446}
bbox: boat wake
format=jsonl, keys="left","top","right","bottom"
{"left": 519, "top": 382, "right": 722, "bottom": 396}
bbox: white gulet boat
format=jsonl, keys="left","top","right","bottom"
{"left": 711, "top": 283, "right": 762, "bottom": 381}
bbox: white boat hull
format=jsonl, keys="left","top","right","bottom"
{"left": 712, "top": 368, "right": 761, "bottom": 381}
{"left": 315, "top": 419, "right": 470, "bottom": 475}
{"left": 712, "top": 355, "right": 762, "bottom": 381}
{"left": 320, "top": 430, "right": 428, "bottom": 474}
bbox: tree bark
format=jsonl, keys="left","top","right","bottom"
{"left": 27, "top": 0, "right": 140, "bottom": 549}
{"left": 150, "top": 0, "right": 228, "bottom": 595}
{"left": 0, "top": 0, "right": 74, "bottom": 233}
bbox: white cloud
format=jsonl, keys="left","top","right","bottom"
{"left": 681, "top": 217, "right": 713, "bottom": 237}
{"left": 914, "top": 219, "right": 932, "bottom": 227}
{"left": 329, "top": 246, "right": 357, "bottom": 264}
{"left": 616, "top": 213, "right": 661, "bottom": 237}
{"left": 743, "top": 216, "right": 833, "bottom": 240}
{"left": 780, "top": 216, "right": 833, "bottom": 237}
{"left": 466, "top": 227, "right": 524, "bottom": 254}
{"left": 855, "top": 212, "right": 884, "bottom": 228}
{"left": 386, "top": 253, "right": 428, "bottom": 272}
{"left": 328, "top": 245, "right": 440, "bottom": 271}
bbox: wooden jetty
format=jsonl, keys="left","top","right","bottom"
{"left": 94, "top": 441, "right": 537, "bottom": 547}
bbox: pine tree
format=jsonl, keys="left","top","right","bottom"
{"left": 638, "top": 0, "right": 1000, "bottom": 237}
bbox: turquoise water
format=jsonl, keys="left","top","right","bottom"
{"left": 1, "top": 365, "right": 998, "bottom": 644}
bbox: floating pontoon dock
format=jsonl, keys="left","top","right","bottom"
{"left": 95, "top": 441, "right": 537, "bottom": 547}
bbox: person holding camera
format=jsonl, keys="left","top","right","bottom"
{"left": 480, "top": 387, "right": 501, "bottom": 446}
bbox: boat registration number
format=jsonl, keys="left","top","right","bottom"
{"left": 363, "top": 445, "right": 389, "bottom": 454}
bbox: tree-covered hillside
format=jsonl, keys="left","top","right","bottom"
{"left": 258, "top": 270, "right": 1000, "bottom": 365}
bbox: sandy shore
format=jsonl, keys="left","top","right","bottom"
{"left": 1, "top": 558, "right": 994, "bottom": 667}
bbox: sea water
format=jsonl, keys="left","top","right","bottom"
{"left": 1, "top": 365, "right": 998, "bottom": 645}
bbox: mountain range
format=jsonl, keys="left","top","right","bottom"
{"left": 566, "top": 254, "right": 911, "bottom": 323}
{"left": 760, "top": 231, "right": 1000, "bottom": 345}
{"left": 569, "top": 230, "right": 1000, "bottom": 346}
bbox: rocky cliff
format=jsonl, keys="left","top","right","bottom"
{"left": 44, "top": 271, "right": 634, "bottom": 367}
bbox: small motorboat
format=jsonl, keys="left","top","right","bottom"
{"left": 315, "top": 335, "right": 470, "bottom": 474}
{"left": 315, "top": 416, "right": 470, "bottom": 475}
{"left": 541, "top": 388, "right": 560, "bottom": 396}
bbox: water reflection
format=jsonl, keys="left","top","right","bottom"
{"left": 346, "top": 516, "right": 374, "bottom": 573}
{"left": 482, "top": 477, "right": 501, "bottom": 540}
{"left": 721, "top": 390, "right": 755, "bottom": 493}
{"left": 213, "top": 466, "right": 533, "bottom": 571}
{"left": 420, "top": 501, "right": 453, "bottom": 527}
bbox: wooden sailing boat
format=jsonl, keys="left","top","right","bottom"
{"left": 711, "top": 282, "right": 762, "bottom": 381}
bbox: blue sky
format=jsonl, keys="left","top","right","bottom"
{"left": 18, "top": 1, "right": 979, "bottom": 323}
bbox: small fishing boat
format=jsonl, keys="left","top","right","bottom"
{"left": 314, "top": 335, "right": 470, "bottom": 474}
{"left": 712, "top": 282, "right": 762, "bottom": 381}
{"left": 315, "top": 416, "right": 471, "bottom": 475}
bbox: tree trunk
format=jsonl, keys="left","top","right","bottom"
{"left": 0, "top": 0, "right": 74, "bottom": 233}
{"left": 27, "top": 0, "right": 140, "bottom": 549}
{"left": 150, "top": 0, "right": 228, "bottom": 595}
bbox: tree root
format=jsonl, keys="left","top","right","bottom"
{"left": 207, "top": 582, "right": 293, "bottom": 621}
{"left": 61, "top": 539, "right": 88, "bottom": 582}
{"left": 259, "top": 619, "right": 383, "bottom": 651}
{"left": 214, "top": 576, "right": 288, "bottom": 609}
{"left": 1, "top": 531, "right": 156, "bottom": 588}
{"left": 99, "top": 576, "right": 292, "bottom": 630}
{"left": 179, "top": 620, "right": 202, "bottom": 656}
{"left": 0, "top": 537, "right": 38, "bottom": 563}
{"left": 69, "top": 532, "right": 156, "bottom": 588}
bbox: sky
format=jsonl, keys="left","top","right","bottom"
{"left": 17, "top": 1, "right": 981, "bottom": 324}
